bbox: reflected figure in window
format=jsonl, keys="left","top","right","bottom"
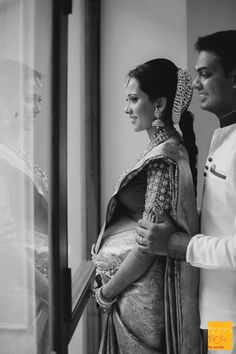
{"left": 0, "top": 59, "right": 49, "bottom": 354}
{"left": 92, "top": 59, "right": 201, "bottom": 353}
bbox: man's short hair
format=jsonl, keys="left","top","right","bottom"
{"left": 195, "top": 30, "right": 236, "bottom": 75}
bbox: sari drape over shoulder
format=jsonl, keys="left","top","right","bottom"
{"left": 93, "top": 134, "right": 200, "bottom": 354}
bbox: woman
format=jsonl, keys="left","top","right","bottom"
{"left": 92, "top": 59, "right": 200, "bottom": 353}
{"left": 0, "top": 59, "right": 49, "bottom": 354}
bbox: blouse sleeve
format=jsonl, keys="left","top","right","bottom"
{"left": 143, "top": 158, "right": 177, "bottom": 222}
{"left": 101, "top": 158, "right": 177, "bottom": 300}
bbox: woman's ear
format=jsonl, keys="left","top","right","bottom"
{"left": 155, "top": 97, "right": 167, "bottom": 113}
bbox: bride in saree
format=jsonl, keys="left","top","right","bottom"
{"left": 92, "top": 58, "right": 201, "bottom": 353}
{"left": 0, "top": 59, "right": 49, "bottom": 354}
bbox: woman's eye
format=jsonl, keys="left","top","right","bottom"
{"left": 125, "top": 96, "right": 138, "bottom": 103}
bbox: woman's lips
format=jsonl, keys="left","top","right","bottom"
{"left": 130, "top": 116, "right": 137, "bottom": 123}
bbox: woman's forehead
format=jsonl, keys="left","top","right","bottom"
{"left": 126, "top": 77, "right": 140, "bottom": 93}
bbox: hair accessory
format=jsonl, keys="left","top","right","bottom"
{"left": 172, "top": 68, "right": 193, "bottom": 125}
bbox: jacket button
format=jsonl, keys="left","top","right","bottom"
{"left": 203, "top": 172, "right": 207, "bottom": 177}
{"left": 208, "top": 157, "right": 213, "bottom": 162}
{"left": 205, "top": 165, "right": 209, "bottom": 170}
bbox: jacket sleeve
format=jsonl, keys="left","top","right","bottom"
{"left": 168, "top": 230, "right": 236, "bottom": 269}
{"left": 186, "top": 233, "right": 236, "bottom": 269}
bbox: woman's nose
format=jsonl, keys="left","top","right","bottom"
{"left": 125, "top": 102, "right": 131, "bottom": 114}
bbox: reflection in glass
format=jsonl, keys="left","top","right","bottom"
{"left": 0, "top": 59, "right": 49, "bottom": 353}
{"left": 0, "top": 0, "right": 51, "bottom": 350}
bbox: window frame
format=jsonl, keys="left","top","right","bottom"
{"left": 50, "top": 0, "right": 101, "bottom": 352}
{"left": 50, "top": 0, "right": 70, "bottom": 352}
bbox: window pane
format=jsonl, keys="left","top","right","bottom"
{"left": 68, "top": 0, "right": 85, "bottom": 280}
{"left": 0, "top": 1, "right": 52, "bottom": 353}
{"left": 67, "top": 0, "right": 86, "bottom": 350}
{"left": 68, "top": 312, "right": 86, "bottom": 354}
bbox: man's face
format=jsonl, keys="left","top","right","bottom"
{"left": 192, "top": 50, "right": 235, "bottom": 117}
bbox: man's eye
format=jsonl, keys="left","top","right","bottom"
{"left": 130, "top": 97, "right": 137, "bottom": 102}
{"left": 200, "top": 72, "right": 210, "bottom": 78}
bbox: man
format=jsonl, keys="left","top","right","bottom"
{"left": 136, "top": 30, "right": 236, "bottom": 354}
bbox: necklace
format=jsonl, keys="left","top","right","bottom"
{"left": 135, "top": 128, "right": 176, "bottom": 164}
{"left": 0, "top": 136, "right": 48, "bottom": 193}
{"left": 114, "top": 128, "right": 177, "bottom": 191}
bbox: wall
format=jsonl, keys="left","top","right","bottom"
{"left": 100, "top": 0, "right": 187, "bottom": 218}
{"left": 187, "top": 0, "right": 236, "bottom": 206}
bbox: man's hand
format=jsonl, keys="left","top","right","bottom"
{"left": 136, "top": 215, "right": 178, "bottom": 256}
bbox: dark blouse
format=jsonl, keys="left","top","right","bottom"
{"left": 117, "top": 159, "right": 174, "bottom": 223}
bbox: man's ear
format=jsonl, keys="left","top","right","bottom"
{"left": 231, "top": 68, "right": 236, "bottom": 89}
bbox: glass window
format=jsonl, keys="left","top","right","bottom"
{"left": 0, "top": 0, "right": 52, "bottom": 353}
{"left": 0, "top": 1, "right": 101, "bottom": 352}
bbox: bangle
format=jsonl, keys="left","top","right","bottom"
{"left": 95, "top": 287, "right": 117, "bottom": 313}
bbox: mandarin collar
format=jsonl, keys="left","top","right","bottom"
{"left": 219, "top": 110, "right": 236, "bottom": 128}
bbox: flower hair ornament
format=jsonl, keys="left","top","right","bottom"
{"left": 172, "top": 68, "right": 193, "bottom": 125}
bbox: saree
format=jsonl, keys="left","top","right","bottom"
{"left": 93, "top": 134, "right": 201, "bottom": 354}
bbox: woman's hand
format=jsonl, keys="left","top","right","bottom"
{"left": 136, "top": 215, "right": 178, "bottom": 256}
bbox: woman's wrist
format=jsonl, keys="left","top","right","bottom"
{"left": 100, "top": 286, "right": 117, "bottom": 304}
{"left": 94, "top": 287, "right": 117, "bottom": 314}
{"left": 100, "top": 285, "right": 113, "bottom": 301}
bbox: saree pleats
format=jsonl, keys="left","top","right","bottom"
{"left": 94, "top": 230, "right": 166, "bottom": 353}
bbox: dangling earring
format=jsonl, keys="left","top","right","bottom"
{"left": 152, "top": 107, "right": 165, "bottom": 127}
